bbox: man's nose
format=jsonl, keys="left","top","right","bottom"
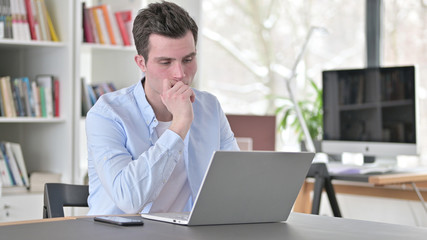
{"left": 172, "top": 63, "right": 185, "bottom": 80}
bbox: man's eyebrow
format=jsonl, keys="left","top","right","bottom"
{"left": 154, "top": 52, "right": 196, "bottom": 61}
{"left": 154, "top": 56, "right": 174, "bottom": 61}
{"left": 184, "top": 52, "right": 197, "bottom": 58}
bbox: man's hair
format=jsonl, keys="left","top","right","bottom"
{"left": 132, "top": 1, "right": 198, "bottom": 61}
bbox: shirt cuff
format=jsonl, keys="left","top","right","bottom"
{"left": 156, "top": 129, "right": 185, "bottom": 161}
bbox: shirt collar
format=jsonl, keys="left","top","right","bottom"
{"left": 134, "top": 78, "right": 158, "bottom": 128}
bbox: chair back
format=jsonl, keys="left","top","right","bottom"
{"left": 43, "top": 183, "right": 89, "bottom": 218}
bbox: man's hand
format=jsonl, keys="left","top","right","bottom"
{"left": 161, "top": 79, "right": 195, "bottom": 139}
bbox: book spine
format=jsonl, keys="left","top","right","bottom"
{"left": 22, "top": 77, "right": 34, "bottom": 116}
{"left": 35, "top": 0, "right": 49, "bottom": 41}
{"left": 4, "top": 0, "right": 13, "bottom": 39}
{"left": 0, "top": 77, "right": 6, "bottom": 116}
{"left": 82, "top": 4, "right": 94, "bottom": 43}
{"left": 31, "top": 80, "right": 41, "bottom": 117}
{"left": 0, "top": 157, "right": 13, "bottom": 186}
{"left": 115, "top": 11, "right": 130, "bottom": 46}
{"left": 3, "top": 76, "right": 17, "bottom": 117}
{"left": 9, "top": 142, "right": 29, "bottom": 187}
{"left": 54, "top": 77, "right": 59, "bottom": 117}
{"left": 94, "top": 8, "right": 109, "bottom": 44}
{"left": 99, "top": 5, "right": 115, "bottom": 45}
{"left": 30, "top": 0, "right": 40, "bottom": 40}
{"left": 87, "top": 7, "right": 99, "bottom": 43}
{"left": 12, "top": 78, "right": 25, "bottom": 116}
{"left": 39, "top": 86, "right": 46, "bottom": 117}
{"left": 4, "top": 142, "right": 24, "bottom": 186}
{"left": 91, "top": 7, "right": 105, "bottom": 44}
{"left": 24, "top": 0, "right": 36, "bottom": 40}
{"left": 40, "top": 0, "right": 57, "bottom": 41}
{"left": 0, "top": 142, "right": 16, "bottom": 185}
{"left": 18, "top": 0, "right": 30, "bottom": 41}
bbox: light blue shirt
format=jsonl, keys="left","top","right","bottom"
{"left": 86, "top": 80, "right": 239, "bottom": 215}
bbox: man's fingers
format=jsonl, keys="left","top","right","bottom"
{"left": 162, "top": 79, "right": 172, "bottom": 94}
{"left": 162, "top": 80, "right": 194, "bottom": 102}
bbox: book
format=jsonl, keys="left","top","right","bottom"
{"left": 0, "top": 148, "right": 13, "bottom": 186}
{"left": 114, "top": 10, "right": 132, "bottom": 46}
{"left": 34, "top": 0, "right": 49, "bottom": 41}
{"left": 0, "top": 79, "right": 4, "bottom": 116}
{"left": 53, "top": 77, "right": 59, "bottom": 117}
{"left": 81, "top": 77, "right": 92, "bottom": 116}
{"left": 24, "top": 0, "right": 37, "bottom": 40}
{"left": 39, "top": 85, "right": 46, "bottom": 117}
{"left": 21, "top": 77, "right": 34, "bottom": 116}
{"left": 36, "top": 75, "right": 54, "bottom": 117}
{"left": 0, "top": 76, "right": 7, "bottom": 116}
{"left": 40, "top": 0, "right": 58, "bottom": 41}
{"left": 105, "top": 4, "right": 122, "bottom": 46}
{"left": 94, "top": 4, "right": 116, "bottom": 45}
{"left": 10, "top": 0, "right": 23, "bottom": 40}
{"left": 0, "top": 0, "right": 5, "bottom": 39}
{"left": 91, "top": 7, "right": 106, "bottom": 44}
{"left": 82, "top": 2, "right": 94, "bottom": 43}
{"left": 31, "top": 80, "right": 41, "bottom": 117}
{"left": 9, "top": 142, "right": 29, "bottom": 187}
{"left": 0, "top": 76, "right": 17, "bottom": 117}
{"left": 18, "top": 0, "right": 31, "bottom": 41}
{"left": 30, "top": 0, "right": 41, "bottom": 40}
{"left": 0, "top": 142, "right": 16, "bottom": 186}
{"left": 12, "top": 78, "right": 25, "bottom": 117}
{"left": 4, "top": 0, "right": 13, "bottom": 39}
{"left": 3, "top": 141, "right": 24, "bottom": 186}
{"left": 87, "top": 83, "right": 97, "bottom": 106}
{"left": 86, "top": 6, "right": 99, "bottom": 43}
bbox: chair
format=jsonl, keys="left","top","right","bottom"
{"left": 306, "top": 163, "right": 342, "bottom": 217}
{"left": 43, "top": 183, "right": 89, "bottom": 218}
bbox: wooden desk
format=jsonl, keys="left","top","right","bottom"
{"left": 294, "top": 171, "right": 427, "bottom": 214}
{"left": 1, "top": 213, "right": 427, "bottom": 240}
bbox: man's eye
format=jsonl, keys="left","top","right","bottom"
{"left": 160, "top": 61, "right": 171, "bottom": 65}
{"left": 183, "top": 58, "right": 193, "bottom": 63}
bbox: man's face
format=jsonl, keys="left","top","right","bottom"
{"left": 136, "top": 31, "right": 197, "bottom": 102}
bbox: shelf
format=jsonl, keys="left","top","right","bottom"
{"left": 0, "top": 117, "right": 66, "bottom": 123}
{"left": 339, "top": 99, "right": 414, "bottom": 111}
{"left": 81, "top": 43, "right": 136, "bottom": 52}
{"left": 381, "top": 99, "right": 414, "bottom": 108}
{"left": 339, "top": 102, "right": 379, "bottom": 111}
{"left": 0, "top": 39, "right": 67, "bottom": 49}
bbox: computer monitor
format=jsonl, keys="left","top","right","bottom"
{"left": 321, "top": 66, "right": 417, "bottom": 162}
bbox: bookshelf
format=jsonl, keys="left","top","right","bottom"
{"left": 0, "top": 0, "right": 200, "bottom": 222}
{"left": 0, "top": 0, "right": 74, "bottom": 222}
{"left": 73, "top": 0, "right": 143, "bottom": 184}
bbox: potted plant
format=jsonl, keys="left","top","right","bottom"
{"left": 274, "top": 79, "right": 323, "bottom": 151}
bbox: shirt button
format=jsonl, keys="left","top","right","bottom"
{"left": 154, "top": 119, "right": 157, "bottom": 123}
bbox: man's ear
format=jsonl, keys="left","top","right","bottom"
{"left": 134, "top": 55, "right": 147, "bottom": 72}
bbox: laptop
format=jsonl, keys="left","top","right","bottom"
{"left": 140, "top": 151, "right": 315, "bottom": 226}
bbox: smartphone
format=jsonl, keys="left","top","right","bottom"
{"left": 94, "top": 216, "right": 144, "bottom": 226}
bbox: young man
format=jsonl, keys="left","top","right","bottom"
{"left": 86, "top": 1, "right": 239, "bottom": 215}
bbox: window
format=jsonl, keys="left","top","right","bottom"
{"left": 383, "top": 0, "right": 427, "bottom": 156}
{"left": 200, "top": 0, "right": 365, "bottom": 115}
